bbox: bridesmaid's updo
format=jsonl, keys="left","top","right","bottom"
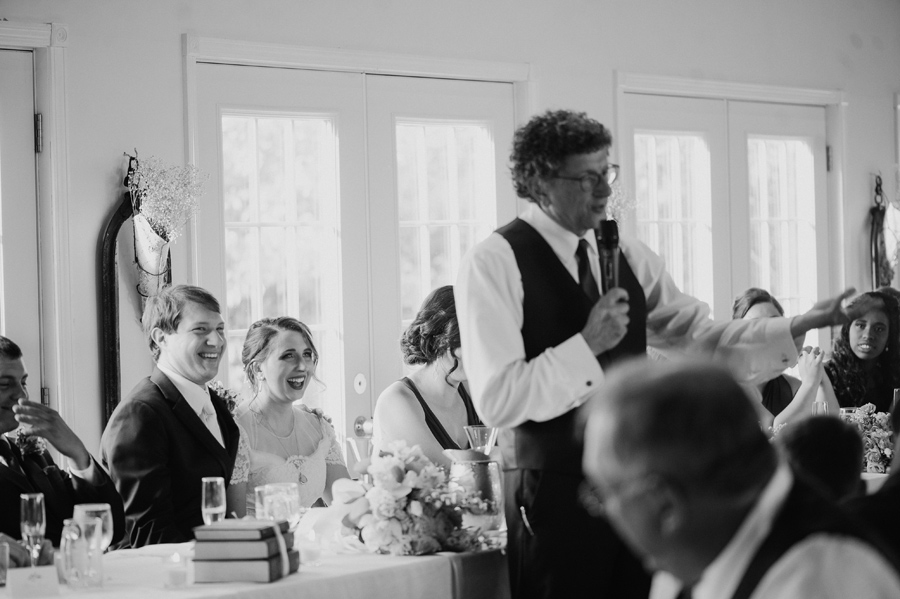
{"left": 242, "top": 317, "right": 319, "bottom": 391}
{"left": 401, "top": 286, "right": 460, "bottom": 373}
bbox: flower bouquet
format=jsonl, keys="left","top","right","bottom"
{"left": 330, "top": 440, "right": 498, "bottom": 556}
{"left": 125, "top": 151, "right": 205, "bottom": 299}
{"left": 841, "top": 403, "right": 894, "bottom": 473}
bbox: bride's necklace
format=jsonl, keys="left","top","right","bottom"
{"left": 250, "top": 404, "right": 298, "bottom": 457}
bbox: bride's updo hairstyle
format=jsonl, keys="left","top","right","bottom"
{"left": 242, "top": 316, "right": 320, "bottom": 392}
{"left": 401, "top": 285, "right": 461, "bottom": 382}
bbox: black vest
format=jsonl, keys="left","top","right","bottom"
{"left": 730, "top": 476, "right": 900, "bottom": 599}
{"left": 497, "top": 218, "right": 647, "bottom": 474}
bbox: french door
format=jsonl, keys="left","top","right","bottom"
{"left": 195, "top": 64, "right": 516, "bottom": 443}
{"left": 619, "top": 93, "right": 828, "bottom": 343}
{"left": 0, "top": 49, "right": 42, "bottom": 373}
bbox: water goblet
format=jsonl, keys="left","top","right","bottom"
{"left": 201, "top": 477, "right": 226, "bottom": 525}
{"left": 73, "top": 503, "right": 113, "bottom": 553}
{"left": 464, "top": 425, "right": 499, "bottom": 455}
{"left": 262, "top": 482, "right": 302, "bottom": 531}
{"left": 20, "top": 493, "right": 45, "bottom": 567}
{"left": 811, "top": 401, "right": 828, "bottom": 416}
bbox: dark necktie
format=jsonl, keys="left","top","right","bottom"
{"left": 576, "top": 239, "right": 600, "bottom": 304}
{"left": 0, "top": 437, "right": 24, "bottom": 475}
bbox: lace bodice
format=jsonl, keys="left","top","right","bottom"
{"left": 234, "top": 404, "right": 345, "bottom": 510}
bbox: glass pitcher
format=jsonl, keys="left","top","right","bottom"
{"left": 443, "top": 449, "right": 504, "bottom": 532}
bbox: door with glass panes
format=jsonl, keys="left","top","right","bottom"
{"left": 619, "top": 94, "right": 828, "bottom": 348}
{"left": 195, "top": 64, "right": 516, "bottom": 448}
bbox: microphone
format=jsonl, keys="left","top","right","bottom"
{"left": 596, "top": 220, "right": 619, "bottom": 294}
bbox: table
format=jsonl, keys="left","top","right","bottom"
{"left": 0, "top": 543, "right": 510, "bottom": 599}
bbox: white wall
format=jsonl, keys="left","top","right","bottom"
{"left": 3, "top": 0, "right": 900, "bottom": 451}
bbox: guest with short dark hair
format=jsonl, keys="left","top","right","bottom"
{"left": 776, "top": 415, "right": 863, "bottom": 502}
{"left": 101, "top": 285, "right": 241, "bottom": 547}
{"left": 0, "top": 335, "right": 124, "bottom": 548}
{"left": 582, "top": 359, "right": 900, "bottom": 599}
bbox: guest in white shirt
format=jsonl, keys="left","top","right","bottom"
{"left": 456, "top": 108, "right": 872, "bottom": 599}
{"left": 582, "top": 359, "right": 900, "bottom": 599}
{"left": 102, "top": 285, "right": 241, "bottom": 547}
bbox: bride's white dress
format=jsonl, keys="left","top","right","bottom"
{"left": 234, "top": 404, "right": 345, "bottom": 511}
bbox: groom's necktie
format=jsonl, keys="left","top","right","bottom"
{"left": 576, "top": 239, "right": 600, "bottom": 304}
{"left": 200, "top": 404, "right": 224, "bottom": 447}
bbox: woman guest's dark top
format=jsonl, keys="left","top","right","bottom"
{"left": 825, "top": 368, "right": 894, "bottom": 413}
{"left": 762, "top": 375, "right": 794, "bottom": 417}
{"left": 400, "top": 377, "right": 482, "bottom": 450}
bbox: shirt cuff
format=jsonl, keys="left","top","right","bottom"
{"left": 558, "top": 333, "right": 605, "bottom": 400}
{"left": 68, "top": 458, "right": 101, "bottom": 485}
{"left": 766, "top": 317, "right": 800, "bottom": 367}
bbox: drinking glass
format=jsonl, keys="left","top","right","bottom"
{"left": 811, "top": 401, "right": 828, "bottom": 416}
{"left": 346, "top": 437, "right": 374, "bottom": 485}
{"left": 78, "top": 516, "right": 104, "bottom": 587}
{"left": 20, "top": 493, "right": 45, "bottom": 567}
{"left": 201, "top": 477, "right": 226, "bottom": 525}
{"left": 465, "top": 425, "right": 499, "bottom": 455}
{"left": 254, "top": 485, "right": 267, "bottom": 519}
{"left": 261, "top": 482, "right": 302, "bottom": 530}
{"left": 73, "top": 504, "right": 113, "bottom": 553}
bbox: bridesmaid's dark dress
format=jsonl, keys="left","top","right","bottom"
{"left": 762, "top": 375, "right": 795, "bottom": 417}
{"left": 400, "top": 377, "right": 482, "bottom": 449}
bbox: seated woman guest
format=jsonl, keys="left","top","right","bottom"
{"left": 0, "top": 335, "right": 125, "bottom": 546}
{"left": 733, "top": 288, "right": 828, "bottom": 426}
{"left": 824, "top": 290, "right": 900, "bottom": 413}
{"left": 235, "top": 317, "right": 349, "bottom": 511}
{"left": 374, "top": 285, "right": 482, "bottom": 469}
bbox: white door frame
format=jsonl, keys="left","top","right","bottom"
{"left": 0, "top": 21, "right": 76, "bottom": 423}
{"left": 182, "top": 35, "right": 531, "bottom": 281}
{"left": 615, "top": 72, "right": 848, "bottom": 293}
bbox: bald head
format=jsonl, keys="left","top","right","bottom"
{"left": 583, "top": 358, "right": 775, "bottom": 500}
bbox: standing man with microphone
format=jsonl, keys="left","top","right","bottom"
{"left": 456, "top": 109, "right": 871, "bottom": 599}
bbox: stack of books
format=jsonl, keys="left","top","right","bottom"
{"left": 192, "top": 520, "right": 300, "bottom": 583}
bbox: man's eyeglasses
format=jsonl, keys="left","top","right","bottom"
{"left": 553, "top": 164, "right": 619, "bottom": 192}
{"left": 578, "top": 474, "right": 661, "bottom": 518}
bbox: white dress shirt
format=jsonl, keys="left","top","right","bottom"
{"left": 456, "top": 203, "right": 798, "bottom": 428}
{"left": 156, "top": 365, "right": 224, "bottom": 447}
{"left": 650, "top": 465, "right": 900, "bottom": 599}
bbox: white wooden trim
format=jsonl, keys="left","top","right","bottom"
{"left": 34, "top": 44, "right": 76, "bottom": 423}
{"left": 0, "top": 21, "right": 51, "bottom": 48}
{"left": 185, "top": 35, "right": 530, "bottom": 82}
{"left": 0, "top": 23, "right": 74, "bottom": 420}
{"left": 615, "top": 70, "right": 848, "bottom": 297}
{"left": 182, "top": 34, "right": 532, "bottom": 283}
{"left": 617, "top": 72, "right": 845, "bottom": 106}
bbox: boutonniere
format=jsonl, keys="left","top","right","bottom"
{"left": 207, "top": 380, "right": 241, "bottom": 414}
{"left": 15, "top": 428, "right": 47, "bottom": 458}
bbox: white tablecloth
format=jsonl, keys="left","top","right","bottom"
{"left": 0, "top": 542, "right": 509, "bottom": 599}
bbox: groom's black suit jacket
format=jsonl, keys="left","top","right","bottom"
{"left": 101, "top": 368, "right": 239, "bottom": 548}
{"left": 0, "top": 436, "right": 125, "bottom": 546}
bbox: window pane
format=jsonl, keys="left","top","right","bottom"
{"left": 747, "top": 138, "right": 817, "bottom": 319}
{"left": 634, "top": 133, "right": 714, "bottom": 311}
{"left": 395, "top": 121, "right": 498, "bottom": 337}
{"left": 220, "top": 113, "right": 343, "bottom": 418}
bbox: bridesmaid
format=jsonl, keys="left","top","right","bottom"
{"left": 374, "top": 285, "right": 482, "bottom": 469}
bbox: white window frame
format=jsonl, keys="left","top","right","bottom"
{"left": 615, "top": 72, "right": 848, "bottom": 308}
{"left": 0, "top": 21, "right": 76, "bottom": 423}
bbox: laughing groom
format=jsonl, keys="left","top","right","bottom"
{"left": 101, "top": 285, "right": 240, "bottom": 547}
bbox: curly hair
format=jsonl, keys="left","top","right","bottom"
{"left": 825, "top": 290, "right": 900, "bottom": 407}
{"left": 401, "top": 286, "right": 460, "bottom": 383}
{"left": 732, "top": 287, "right": 784, "bottom": 319}
{"left": 241, "top": 316, "right": 320, "bottom": 392}
{"left": 510, "top": 109, "right": 613, "bottom": 203}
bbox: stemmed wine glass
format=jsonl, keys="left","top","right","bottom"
{"left": 20, "top": 493, "right": 45, "bottom": 567}
{"left": 73, "top": 504, "right": 113, "bottom": 553}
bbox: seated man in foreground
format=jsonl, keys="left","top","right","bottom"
{"left": 102, "top": 285, "right": 240, "bottom": 547}
{"left": 0, "top": 335, "right": 124, "bottom": 547}
{"left": 582, "top": 359, "right": 900, "bottom": 599}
